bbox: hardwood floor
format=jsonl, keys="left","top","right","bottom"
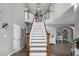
{"left": 11, "top": 40, "right": 73, "bottom": 56}
{"left": 50, "top": 40, "right": 72, "bottom": 56}
{"left": 11, "top": 46, "right": 27, "bottom": 56}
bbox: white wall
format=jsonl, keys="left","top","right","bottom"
{"left": 74, "top": 5, "right": 79, "bottom": 38}
{"left": 0, "top": 3, "right": 25, "bottom": 56}
{"left": 46, "top": 24, "right": 57, "bottom": 44}
{"left": 75, "top": 24, "right": 79, "bottom": 38}
{"left": 53, "top": 6, "right": 74, "bottom": 24}
{"left": 45, "top": 3, "right": 74, "bottom": 24}
{"left": 53, "top": 3, "right": 71, "bottom": 20}
{"left": 74, "top": 5, "right": 79, "bottom": 24}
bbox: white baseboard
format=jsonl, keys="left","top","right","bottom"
{"left": 8, "top": 46, "right": 24, "bottom": 56}
{"left": 8, "top": 51, "right": 15, "bottom": 56}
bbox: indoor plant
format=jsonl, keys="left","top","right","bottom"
{"left": 73, "top": 37, "right": 79, "bottom": 49}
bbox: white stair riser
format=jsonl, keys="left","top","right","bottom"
{"left": 30, "top": 43, "right": 47, "bottom": 45}
{"left": 34, "top": 23, "right": 43, "bottom": 24}
{"left": 32, "top": 29, "right": 45, "bottom": 33}
{"left": 30, "top": 44, "right": 47, "bottom": 46}
{"left": 32, "top": 27, "right": 45, "bottom": 29}
{"left": 30, "top": 40, "right": 47, "bottom": 42}
{"left": 30, "top": 36, "right": 46, "bottom": 39}
{"left": 30, "top": 52, "right": 46, "bottom": 56}
{"left": 34, "top": 23, "right": 44, "bottom": 24}
{"left": 30, "top": 34, "right": 46, "bottom": 36}
{"left": 34, "top": 26, "right": 44, "bottom": 27}
{"left": 33, "top": 27, "right": 44, "bottom": 29}
{"left": 31, "top": 32, "right": 45, "bottom": 33}
{"left": 31, "top": 32, "right": 46, "bottom": 34}
{"left": 34, "top": 25, "right": 44, "bottom": 26}
{"left": 30, "top": 47, "right": 46, "bottom": 50}
{"left": 30, "top": 35, "right": 46, "bottom": 37}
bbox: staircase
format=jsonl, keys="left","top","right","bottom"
{"left": 29, "top": 21, "right": 47, "bottom": 56}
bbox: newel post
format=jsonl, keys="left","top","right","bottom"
{"left": 26, "top": 33, "right": 30, "bottom": 56}
{"left": 47, "top": 32, "right": 50, "bottom": 56}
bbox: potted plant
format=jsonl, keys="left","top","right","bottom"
{"left": 73, "top": 37, "right": 79, "bottom": 49}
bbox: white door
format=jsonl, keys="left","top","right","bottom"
{"left": 13, "top": 24, "right": 21, "bottom": 52}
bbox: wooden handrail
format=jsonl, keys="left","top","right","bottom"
{"left": 44, "top": 22, "right": 48, "bottom": 34}
{"left": 26, "top": 17, "right": 35, "bottom": 56}
{"left": 44, "top": 21, "right": 50, "bottom": 56}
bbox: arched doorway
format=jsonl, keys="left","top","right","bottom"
{"left": 51, "top": 25, "right": 75, "bottom": 56}
{"left": 57, "top": 26, "right": 73, "bottom": 43}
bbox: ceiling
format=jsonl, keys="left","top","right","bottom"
{"left": 26, "top": 3, "right": 51, "bottom": 15}
{"left": 25, "top": 3, "right": 76, "bottom": 24}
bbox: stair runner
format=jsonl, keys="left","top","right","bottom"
{"left": 30, "top": 21, "right": 47, "bottom": 56}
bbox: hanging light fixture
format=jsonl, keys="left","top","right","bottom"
{"left": 35, "top": 3, "right": 41, "bottom": 8}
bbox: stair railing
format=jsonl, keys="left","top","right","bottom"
{"left": 43, "top": 21, "right": 50, "bottom": 56}
{"left": 26, "top": 17, "right": 35, "bottom": 56}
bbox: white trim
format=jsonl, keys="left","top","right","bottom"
{"left": 8, "top": 51, "right": 15, "bottom": 56}
{"left": 8, "top": 46, "right": 24, "bottom": 56}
